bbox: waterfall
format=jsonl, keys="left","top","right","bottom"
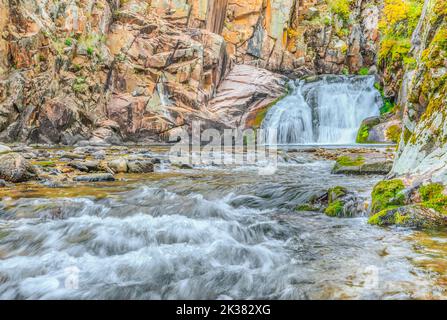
{"left": 261, "top": 75, "right": 382, "bottom": 145}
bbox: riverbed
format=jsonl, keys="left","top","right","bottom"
{"left": 0, "top": 147, "right": 446, "bottom": 299}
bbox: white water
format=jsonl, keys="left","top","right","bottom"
{"left": 262, "top": 76, "right": 382, "bottom": 144}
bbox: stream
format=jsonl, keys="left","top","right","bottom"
{"left": 0, "top": 147, "right": 446, "bottom": 299}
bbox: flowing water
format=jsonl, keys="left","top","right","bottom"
{"left": 0, "top": 148, "right": 446, "bottom": 299}
{"left": 262, "top": 76, "right": 382, "bottom": 144}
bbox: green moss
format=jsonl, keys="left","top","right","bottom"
{"left": 33, "top": 161, "right": 56, "bottom": 167}
{"left": 368, "top": 207, "right": 407, "bottom": 226}
{"left": 324, "top": 200, "right": 344, "bottom": 217}
{"left": 356, "top": 124, "right": 370, "bottom": 143}
{"left": 358, "top": 67, "right": 369, "bottom": 76}
{"left": 419, "top": 183, "right": 447, "bottom": 214}
{"left": 65, "top": 38, "right": 72, "bottom": 46}
{"left": 368, "top": 210, "right": 388, "bottom": 225}
{"left": 73, "top": 77, "right": 88, "bottom": 93}
{"left": 251, "top": 92, "right": 288, "bottom": 129}
{"left": 87, "top": 47, "right": 94, "bottom": 56}
{"left": 371, "top": 179, "right": 406, "bottom": 213}
{"left": 335, "top": 156, "right": 365, "bottom": 167}
{"left": 403, "top": 127, "right": 412, "bottom": 144}
{"left": 386, "top": 124, "right": 402, "bottom": 143}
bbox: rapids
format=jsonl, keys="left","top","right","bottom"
{"left": 0, "top": 148, "right": 446, "bottom": 299}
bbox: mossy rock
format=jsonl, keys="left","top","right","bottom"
{"left": 324, "top": 200, "right": 344, "bottom": 217}
{"left": 371, "top": 179, "right": 406, "bottom": 213}
{"left": 368, "top": 205, "right": 447, "bottom": 229}
{"left": 418, "top": 183, "right": 447, "bottom": 215}
{"left": 356, "top": 117, "right": 381, "bottom": 143}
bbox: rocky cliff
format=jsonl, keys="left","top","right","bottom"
{"left": 0, "top": 0, "right": 381, "bottom": 145}
{"left": 368, "top": 0, "right": 447, "bottom": 228}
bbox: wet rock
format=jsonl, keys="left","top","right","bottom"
{"left": 127, "top": 161, "right": 154, "bottom": 173}
{"left": 324, "top": 186, "right": 366, "bottom": 218}
{"left": 0, "top": 179, "right": 6, "bottom": 187}
{"left": 108, "top": 158, "right": 128, "bottom": 173}
{"left": 73, "top": 173, "right": 115, "bottom": 182}
{"left": 332, "top": 155, "right": 393, "bottom": 175}
{"left": 207, "top": 65, "right": 288, "bottom": 129}
{"left": 0, "top": 153, "right": 38, "bottom": 182}
{"left": 69, "top": 161, "right": 100, "bottom": 173}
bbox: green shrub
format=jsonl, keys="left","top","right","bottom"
{"left": 358, "top": 67, "right": 369, "bottom": 76}
{"left": 87, "top": 47, "right": 94, "bottom": 56}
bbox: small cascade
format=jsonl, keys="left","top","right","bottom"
{"left": 262, "top": 75, "right": 382, "bottom": 145}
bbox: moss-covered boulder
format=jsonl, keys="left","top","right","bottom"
{"left": 368, "top": 181, "right": 447, "bottom": 229}
{"left": 371, "top": 179, "right": 406, "bottom": 213}
{"left": 368, "top": 205, "right": 447, "bottom": 229}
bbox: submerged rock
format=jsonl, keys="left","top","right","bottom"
{"left": 297, "top": 186, "right": 366, "bottom": 218}
{"left": 332, "top": 155, "right": 393, "bottom": 175}
{"left": 73, "top": 173, "right": 115, "bottom": 182}
{"left": 324, "top": 186, "right": 366, "bottom": 218}
{"left": 0, "top": 153, "right": 37, "bottom": 182}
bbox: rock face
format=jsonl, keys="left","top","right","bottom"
{"left": 0, "top": 0, "right": 382, "bottom": 145}
{"left": 151, "top": 0, "right": 381, "bottom": 75}
{"left": 206, "top": 64, "right": 288, "bottom": 128}
{"left": 0, "top": 0, "right": 229, "bottom": 144}
{"left": 0, "top": 153, "right": 37, "bottom": 182}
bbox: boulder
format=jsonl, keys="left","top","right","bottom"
{"left": 206, "top": 65, "right": 288, "bottom": 128}
{"left": 69, "top": 161, "right": 101, "bottom": 172}
{"left": 332, "top": 160, "right": 393, "bottom": 175}
{"left": 127, "top": 160, "right": 155, "bottom": 173}
{"left": 368, "top": 205, "right": 447, "bottom": 229}
{"left": 107, "top": 158, "right": 128, "bottom": 173}
{"left": 0, "top": 153, "right": 37, "bottom": 182}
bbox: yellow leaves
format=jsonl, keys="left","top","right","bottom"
{"left": 379, "top": 0, "right": 410, "bottom": 31}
